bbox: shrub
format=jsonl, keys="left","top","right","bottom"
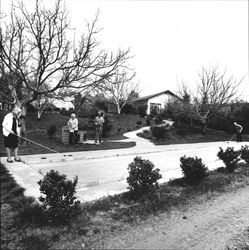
{"left": 137, "top": 129, "right": 152, "bottom": 139}
{"left": 60, "top": 107, "right": 75, "bottom": 116}
{"left": 180, "top": 156, "right": 208, "bottom": 185}
{"left": 138, "top": 105, "right": 148, "bottom": 118}
{"left": 127, "top": 157, "right": 162, "bottom": 199}
{"left": 150, "top": 125, "right": 168, "bottom": 140}
{"left": 21, "top": 232, "right": 51, "bottom": 250}
{"left": 136, "top": 120, "right": 142, "bottom": 127}
{"left": 154, "top": 114, "right": 164, "bottom": 125}
{"left": 217, "top": 147, "right": 240, "bottom": 173}
{"left": 102, "top": 113, "right": 113, "bottom": 136}
{"left": 146, "top": 117, "right": 151, "bottom": 126}
{"left": 240, "top": 145, "right": 249, "bottom": 164}
{"left": 38, "top": 170, "right": 79, "bottom": 224}
{"left": 47, "top": 125, "right": 57, "bottom": 139}
{"left": 121, "top": 104, "right": 137, "bottom": 114}
{"left": 16, "top": 202, "right": 48, "bottom": 226}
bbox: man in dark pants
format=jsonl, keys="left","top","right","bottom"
{"left": 234, "top": 122, "right": 243, "bottom": 142}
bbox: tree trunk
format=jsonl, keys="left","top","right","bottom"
{"left": 21, "top": 105, "right": 27, "bottom": 145}
{"left": 201, "top": 122, "right": 207, "bottom": 135}
{"left": 117, "top": 104, "right": 121, "bottom": 115}
{"left": 37, "top": 109, "right": 42, "bottom": 119}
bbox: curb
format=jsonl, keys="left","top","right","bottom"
{"left": 22, "top": 142, "right": 235, "bottom": 164}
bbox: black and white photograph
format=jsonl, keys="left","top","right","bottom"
{"left": 0, "top": 0, "right": 248, "bottom": 249}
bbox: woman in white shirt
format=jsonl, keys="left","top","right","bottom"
{"left": 67, "top": 113, "right": 78, "bottom": 145}
{"left": 2, "top": 107, "right": 22, "bottom": 163}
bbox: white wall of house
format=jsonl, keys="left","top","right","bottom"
{"left": 146, "top": 93, "right": 174, "bottom": 114}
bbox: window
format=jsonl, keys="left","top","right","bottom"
{"left": 150, "top": 103, "right": 162, "bottom": 114}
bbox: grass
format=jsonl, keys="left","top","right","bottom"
{"left": 0, "top": 111, "right": 144, "bottom": 156}
{"left": 138, "top": 123, "right": 249, "bottom": 145}
{"left": 0, "top": 130, "right": 136, "bottom": 156}
{"left": 1, "top": 161, "right": 249, "bottom": 249}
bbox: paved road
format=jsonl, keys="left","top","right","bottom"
{"left": 1, "top": 127, "right": 248, "bottom": 201}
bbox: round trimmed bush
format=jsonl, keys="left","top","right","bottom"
{"left": 150, "top": 125, "right": 168, "bottom": 140}
{"left": 217, "top": 147, "right": 240, "bottom": 173}
{"left": 127, "top": 157, "right": 162, "bottom": 199}
{"left": 38, "top": 170, "right": 79, "bottom": 224}
{"left": 180, "top": 155, "right": 208, "bottom": 185}
{"left": 240, "top": 145, "right": 249, "bottom": 164}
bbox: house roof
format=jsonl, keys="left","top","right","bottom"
{"left": 132, "top": 90, "right": 179, "bottom": 102}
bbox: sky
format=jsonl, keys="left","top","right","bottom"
{"left": 1, "top": 0, "right": 248, "bottom": 101}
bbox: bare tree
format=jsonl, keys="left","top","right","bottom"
{"left": 32, "top": 95, "right": 55, "bottom": 119}
{"left": 102, "top": 69, "right": 139, "bottom": 114}
{"left": 170, "top": 66, "right": 242, "bottom": 132}
{"left": 194, "top": 66, "right": 242, "bottom": 132}
{"left": 0, "top": 0, "right": 130, "bottom": 115}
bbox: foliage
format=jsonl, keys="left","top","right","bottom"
{"left": 150, "top": 125, "right": 169, "bottom": 140}
{"left": 102, "top": 113, "right": 114, "bottom": 136}
{"left": 164, "top": 99, "right": 194, "bottom": 125}
{"left": 217, "top": 147, "right": 240, "bottom": 172}
{"left": 127, "top": 157, "right": 162, "bottom": 199}
{"left": 138, "top": 105, "right": 148, "bottom": 118}
{"left": 136, "top": 129, "right": 152, "bottom": 140}
{"left": 136, "top": 120, "right": 142, "bottom": 127}
{"left": 94, "top": 100, "right": 108, "bottom": 112}
{"left": 154, "top": 114, "right": 164, "bottom": 125}
{"left": 146, "top": 117, "right": 151, "bottom": 126}
{"left": 208, "top": 111, "right": 234, "bottom": 133}
{"left": 16, "top": 202, "right": 48, "bottom": 226}
{"left": 38, "top": 170, "right": 79, "bottom": 224}
{"left": 21, "top": 232, "right": 51, "bottom": 250}
{"left": 240, "top": 145, "right": 249, "bottom": 164}
{"left": 121, "top": 103, "right": 138, "bottom": 114}
{"left": 47, "top": 124, "right": 57, "bottom": 139}
{"left": 180, "top": 155, "right": 208, "bottom": 185}
{"left": 60, "top": 108, "right": 75, "bottom": 117}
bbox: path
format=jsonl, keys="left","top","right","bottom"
{"left": 1, "top": 126, "right": 248, "bottom": 201}
{"left": 100, "top": 185, "right": 249, "bottom": 249}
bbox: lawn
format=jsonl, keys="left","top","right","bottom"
{"left": 0, "top": 111, "right": 144, "bottom": 156}
{"left": 1, "top": 161, "right": 249, "bottom": 249}
{"left": 138, "top": 123, "right": 249, "bottom": 145}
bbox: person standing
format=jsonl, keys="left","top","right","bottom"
{"left": 2, "top": 107, "right": 22, "bottom": 163}
{"left": 67, "top": 113, "right": 78, "bottom": 145}
{"left": 234, "top": 122, "right": 243, "bottom": 142}
{"left": 94, "top": 111, "right": 105, "bottom": 144}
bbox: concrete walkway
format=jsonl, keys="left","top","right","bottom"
{"left": 1, "top": 127, "right": 248, "bottom": 202}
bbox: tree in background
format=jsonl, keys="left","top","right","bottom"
{"left": 167, "top": 82, "right": 195, "bottom": 125}
{"left": 32, "top": 95, "right": 55, "bottom": 119}
{"left": 0, "top": 0, "right": 130, "bottom": 119}
{"left": 102, "top": 69, "right": 139, "bottom": 114}
{"left": 193, "top": 66, "right": 242, "bottom": 132}
{"left": 166, "top": 66, "right": 242, "bottom": 133}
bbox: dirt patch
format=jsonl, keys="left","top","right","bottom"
{"left": 96, "top": 186, "right": 249, "bottom": 249}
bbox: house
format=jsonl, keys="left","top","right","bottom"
{"left": 132, "top": 90, "right": 180, "bottom": 115}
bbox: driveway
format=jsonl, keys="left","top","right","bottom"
{"left": 1, "top": 127, "right": 248, "bottom": 201}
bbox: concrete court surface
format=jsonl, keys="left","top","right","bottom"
{"left": 1, "top": 126, "right": 249, "bottom": 202}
